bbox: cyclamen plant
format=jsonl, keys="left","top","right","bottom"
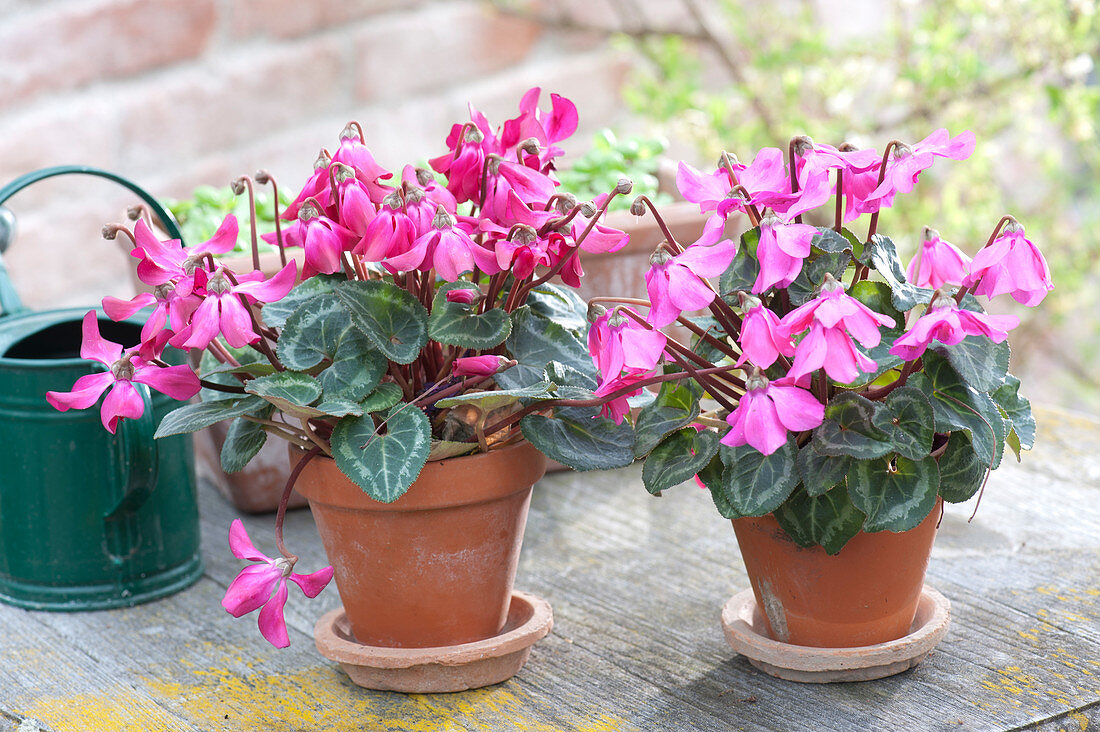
{"left": 46, "top": 89, "right": 644, "bottom": 646}
{"left": 592, "top": 129, "right": 1048, "bottom": 554}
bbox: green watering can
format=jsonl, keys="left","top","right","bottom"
{"left": 0, "top": 166, "right": 203, "bottom": 611}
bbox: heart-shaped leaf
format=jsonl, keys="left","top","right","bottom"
{"left": 335, "top": 280, "right": 428, "bottom": 365}
{"left": 494, "top": 306, "right": 596, "bottom": 390}
{"left": 435, "top": 381, "right": 554, "bottom": 411}
{"left": 358, "top": 383, "right": 404, "bottom": 414}
{"left": 796, "top": 443, "right": 851, "bottom": 497}
{"left": 871, "top": 386, "right": 935, "bottom": 460}
{"left": 261, "top": 274, "right": 342, "bottom": 328}
{"left": 276, "top": 293, "right": 351, "bottom": 371}
{"left": 246, "top": 371, "right": 323, "bottom": 418}
{"left": 330, "top": 405, "right": 431, "bottom": 503}
{"left": 155, "top": 394, "right": 269, "bottom": 438}
{"left": 788, "top": 250, "right": 851, "bottom": 306}
{"left": 642, "top": 428, "right": 719, "bottom": 495}
{"left": 520, "top": 406, "right": 633, "bottom": 471}
{"left": 936, "top": 335, "right": 1010, "bottom": 393}
{"left": 428, "top": 282, "right": 511, "bottom": 349}
{"left": 220, "top": 415, "right": 270, "bottom": 473}
{"left": 813, "top": 392, "right": 892, "bottom": 459}
{"left": 318, "top": 328, "right": 387, "bottom": 402}
{"left": 991, "top": 374, "right": 1035, "bottom": 457}
{"left": 848, "top": 454, "right": 939, "bottom": 532}
{"left": 719, "top": 228, "right": 760, "bottom": 296}
{"left": 524, "top": 284, "right": 588, "bottom": 334}
{"left": 719, "top": 439, "right": 799, "bottom": 516}
{"left": 937, "top": 431, "right": 986, "bottom": 503}
{"left": 774, "top": 484, "right": 866, "bottom": 555}
{"left": 632, "top": 378, "right": 702, "bottom": 458}
{"left": 868, "top": 234, "right": 936, "bottom": 311}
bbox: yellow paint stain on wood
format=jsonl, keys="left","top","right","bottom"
{"left": 139, "top": 664, "right": 631, "bottom": 732}
{"left": 1068, "top": 710, "right": 1090, "bottom": 730}
{"left": 20, "top": 688, "right": 186, "bottom": 732}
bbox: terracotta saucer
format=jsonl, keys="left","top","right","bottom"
{"left": 314, "top": 590, "right": 553, "bottom": 693}
{"left": 721, "top": 585, "right": 951, "bottom": 683}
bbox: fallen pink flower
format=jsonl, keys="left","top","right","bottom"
{"left": 46, "top": 311, "right": 200, "bottom": 433}
{"left": 221, "top": 519, "right": 333, "bottom": 648}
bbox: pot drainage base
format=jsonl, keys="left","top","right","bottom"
{"left": 314, "top": 590, "right": 553, "bottom": 693}
{"left": 721, "top": 585, "right": 951, "bottom": 683}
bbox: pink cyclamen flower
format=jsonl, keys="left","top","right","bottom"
{"left": 645, "top": 218, "right": 737, "bottom": 328}
{"left": 102, "top": 281, "right": 201, "bottom": 343}
{"left": 593, "top": 371, "right": 652, "bottom": 425}
{"left": 906, "top": 227, "right": 972, "bottom": 289}
{"left": 132, "top": 215, "right": 238, "bottom": 291}
{"left": 46, "top": 311, "right": 200, "bottom": 433}
{"left": 171, "top": 262, "right": 297, "bottom": 350}
{"left": 721, "top": 372, "right": 824, "bottom": 456}
{"left": 962, "top": 219, "right": 1053, "bottom": 306}
{"left": 753, "top": 212, "right": 818, "bottom": 293}
{"left": 588, "top": 308, "right": 667, "bottom": 387}
{"left": 356, "top": 191, "right": 416, "bottom": 263}
{"left": 779, "top": 274, "right": 896, "bottom": 384}
{"left": 735, "top": 295, "right": 795, "bottom": 369}
{"left": 889, "top": 291, "right": 1019, "bottom": 362}
{"left": 445, "top": 288, "right": 479, "bottom": 305}
{"left": 221, "top": 519, "right": 334, "bottom": 648}
{"left": 866, "top": 129, "right": 975, "bottom": 206}
{"left": 452, "top": 355, "right": 517, "bottom": 378}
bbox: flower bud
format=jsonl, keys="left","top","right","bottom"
{"left": 555, "top": 193, "right": 578, "bottom": 214}
{"left": 231, "top": 178, "right": 247, "bottom": 196}
{"left": 519, "top": 137, "right": 541, "bottom": 156}
{"left": 445, "top": 288, "right": 479, "bottom": 305}
{"left": 630, "top": 197, "right": 647, "bottom": 216}
{"left": 615, "top": 178, "right": 633, "bottom": 195}
{"left": 313, "top": 149, "right": 332, "bottom": 171}
{"left": 922, "top": 226, "right": 940, "bottom": 242}
{"left": 452, "top": 355, "right": 517, "bottom": 378}
{"left": 101, "top": 224, "right": 120, "bottom": 240}
{"left": 791, "top": 135, "right": 814, "bottom": 156}
{"left": 650, "top": 246, "right": 672, "bottom": 266}
{"left": 587, "top": 302, "right": 608, "bottom": 322}
{"left": 254, "top": 170, "right": 272, "bottom": 184}
{"left": 126, "top": 205, "right": 144, "bottom": 221}
{"left": 581, "top": 201, "right": 597, "bottom": 218}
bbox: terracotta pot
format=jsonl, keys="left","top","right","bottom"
{"left": 193, "top": 421, "right": 309, "bottom": 513}
{"left": 732, "top": 498, "right": 942, "bottom": 648}
{"left": 294, "top": 440, "right": 547, "bottom": 648}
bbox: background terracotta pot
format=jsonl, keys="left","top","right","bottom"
{"left": 192, "top": 421, "right": 308, "bottom": 514}
{"left": 732, "top": 498, "right": 942, "bottom": 648}
{"left": 294, "top": 440, "right": 548, "bottom": 648}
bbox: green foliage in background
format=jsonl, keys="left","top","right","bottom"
{"left": 557, "top": 129, "right": 672, "bottom": 211}
{"left": 164, "top": 185, "right": 293, "bottom": 254}
{"left": 614, "top": 0, "right": 1100, "bottom": 406}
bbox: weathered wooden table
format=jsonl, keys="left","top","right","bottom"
{"left": 2, "top": 406, "right": 1098, "bottom": 731}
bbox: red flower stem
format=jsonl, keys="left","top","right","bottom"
{"left": 234, "top": 176, "right": 262, "bottom": 272}
{"left": 341, "top": 252, "right": 357, "bottom": 280}
{"left": 865, "top": 140, "right": 901, "bottom": 241}
{"left": 102, "top": 224, "right": 137, "bottom": 247}
{"left": 478, "top": 155, "right": 494, "bottom": 211}
{"left": 834, "top": 169, "right": 844, "bottom": 232}
{"left": 631, "top": 195, "right": 682, "bottom": 253}
{"left": 954, "top": 215, "right": 1015, "bottom": 303}
{"left": 275, "top": 446, "right": 321, "bottom": 560}
{"left": 479, "top": 365, "right": 740, "bottom": 439}
{"left": 540, "top": 202, "right": 585, "bottom": 236}
{"left": 256, "top": 170, "right": 288, "bottom": 268}
{"left": 542, "top": 194, "right": 573, "bottom": 211}
{"left": 618, "top": 306, "right": 741, "bottom": 363}
{"left": 387, "top": 362, "right": 413, "bottom": 401}
{"left": 571, "top": 185, "right": 623, "bottom": 249}
{"left": 433, "top": 347, "right": 466, "bottom": 384}
{"left": 420, "top": 373, "right": 495, "bottom": 408}
{"left": 720, "top": 153, "right": 763, "bottom": 225}
{"left": 207, "top": 339, "right": 240, "bottom": 368}
{"left": 197, "top": 378, "right": 246, "bottom": 394}
{"left": 452, "top": 123, "right": 476, "bottom": 161}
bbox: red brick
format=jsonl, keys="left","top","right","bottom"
{"left": 228, "top": 0, "right": 419, "bottom": 40}
{"left": 116, "top": 38, "right": 347, "bottom": 176}
{"left": 0, "top": 0, "right": 217, "bottom": 104}
{"left": 353, "top": 2, "right": 543, "bottom": 102}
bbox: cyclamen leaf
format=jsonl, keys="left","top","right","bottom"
{"left": 220, "top": 416, "right": 269, "bottom": 474}
{"left": 774, "top": 485, "right": 867, "bottom": 555}
{"left": 494, "top": 306, "right": 596, "bottom": 390}
{"left": 810, "top": 227, "right": 856, "bottom": 254}
{"left": 435, "top": 381, "right": 554, "bottom": 411}
{"left": 261, "top": 274, "right": 342, "bottom": 329}
{"left": 245, "top": 371, "right": 323, "bottom": 418}
{"left": 719, "top": 439, "right": 799, "bottom": 517}
{"left": 276, "top": 293, "right": 351, "bottom": 371}
{"left": 795, "top": 444, "right": 851, "bottom": 497}
{"left": 519, "top": 406, "right": 634, "bottom": 472}
{"left": 991, "top": 374, "right": 1035, "bottom": 456}
{"left": 937, "top": 431, "right": 986, "bottom": 503}
{"left": 848, "top": 455, "right": 940, "bottom": 533}
{"left": 867, "top": 234, "right": 936, "bottom": 311}
{"left": 641, "top": 428, "right": 719, "bottom": 495}
{"left": 428, "top": 440, "right": 478, "bottom": 461}
{"left": 330, "top": 405, "right": 431, "bottom": 503}
{"left": 871, "top": 386, "right": 935, "bottom": 461}
{"left": 155, "top": 395, "right": 269, "bottom": 438}
{"left": 813, "top": 392, "right": 893, "bottom": 459}
{"left": 358, "top": 383, "right": 404, "bottom": 414}
{"left": 632, "top": 378, "right": 702, "bottom": 458}
{"left": 335, "top": 280, "right": 429, "bottom": 365}
{"left": 317, "top": 328, "right": 387, "bottom": 402}
{"left": 788, "top": 251, "right": 851, "bottom": 306}
{"left": 719, "top": 228, "right": 760, "bottom": 296}
{"left": 911, "top": 354, "right": 1007, "bottom": 469}
{"left": 428, "top": 282, "right": 511, "bottom": 350}
{"left": 524, "top": 284, "right": 588, "bottom": 335}
{"left": 936, "top": 335, "right": 1010, "bottom": 393}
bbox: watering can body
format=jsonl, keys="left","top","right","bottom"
{"left": 0, "top": 167, "right": 203, "bottom": 610}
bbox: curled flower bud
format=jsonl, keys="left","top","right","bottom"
{"left": 509, "top": 224, "right": 537, "bottom": 246}
{"left": 331, "top": 162, "right": 355, "bottom": 183}
{"left": 615, "top": 178, "right": 633, "bottom": 195}
{"left": 630, "top": 197, "right": 647, "bottom": 216}
{"left": 445, "top": 288, "right": 480, "bottom": 305}
{"left": 519, "top": 137, "right": 541, "bottom": 156}
{"left": 486, "top": 154, "right": 503, "bottom": 176}
{"left": 339, "top": 122, "right": 363, "bottom": 142}
{"left": 791, "top": 135, "right": 814, "bottom": 156}
{"left": 313, "top": 149, "right": 332, "bottom": 171}
{"left": 101, "top": 224, "right": 120, "bottom": 240}
{"left": 581, "top": 201, "right": 597, "bottom": 218}
{"left": 555, "top": 192, "right": 578, "bottom": 214}
{"left": 587, "top": 302, "right": 608, "bottom": 322}
{"left": 452, "top": 355, "right": 517, "bottom": 378}
{"left": 464, "top": 126, "right": 484, "bottom": 143}
{"left": 230, "top": 178, "right": 247, "bottom": 196}
{"left": 126, "top": 205, "right": 144, "bottom": 221}
{"left": 254, "top": 170, "right": 272, "bottom": 184}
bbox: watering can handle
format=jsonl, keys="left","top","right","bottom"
{"left": 0, "top": 165, "right": 183, "bottom": 318}
{"left": 104, "top": 384, "right": 158, "bottom": 522}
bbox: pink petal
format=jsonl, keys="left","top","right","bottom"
{"left": 228, "top": 519, "right": 271, "bottom": 562}
{"left": 132, "top": 363, "right": 201, "bottom": 402}
{"left": 218, "top": 295, "right": 260, "bottom": 349}
{"left": 198, "top": 215, "right": 239, "bottom": 255}
{"left": 676, "top": 161, "right": 730, "bottom": 210}
{"left": 182, "top": 296, "right": 223, "bottom": 350}
{"left": 46, "top": 371, "right": 115, "bottom": 411}
{"left": 645, "top": 266, "right": 680, "bottom": 328}
{"left": 768, "top": 383, "right": 825, "bottom": 432}
{"left": 742, "top": 392, "right": 789, "bottom": 456}
{"left": 102, "top": 293, "right": 156, "bottom": 322}
{"left": 675, "top": 237, "right": 736, "bottom": 278}
{"left": 666, "top": 263, "right": 717, "bottom": 311}
{"left": 233, "top": 261, "right": 298, "bottom": 303}
{"left": 257, "top": 581, "right": 291, "bottom": 648}
{"left": 222, "top": 564, "right": 282, "bottom": 618}
{"left": 789, "top": 324, "right": 828, "bottom": 381}
{"left": 100, "top": 380, "right": 146, "bottom": 434}
{"left": 80, "top": 311, "right": 122, "bottom": 366}
{"left": 288, "top": 566, "right": 334, "bottom": 599}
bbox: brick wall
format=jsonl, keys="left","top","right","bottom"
{"left": 0, "top": 0, "right": 629, "bottom": 309}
